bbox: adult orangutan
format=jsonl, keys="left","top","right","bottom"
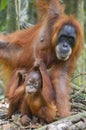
{"left": 6, "top": 69, "right": 26, "bottom": 117}
{"left": 0, "top": 0, "right": 84, "bottom": 117}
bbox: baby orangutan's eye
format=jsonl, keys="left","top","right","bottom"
{"left": 34, "top": 82, "right": 39, "bottom": 87}
{"left": 28, "top": 78, "right": 32, "bottom": 82}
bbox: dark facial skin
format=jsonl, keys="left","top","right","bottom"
{"left": 25, "top": 71, "right": 42, "bottom": 94}
{"left": 55, "top": 24, "right": 76, "bottom": 61}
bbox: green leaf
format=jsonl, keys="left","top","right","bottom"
{"left": 0, "top": 0, "right": 8, "bottom": 11}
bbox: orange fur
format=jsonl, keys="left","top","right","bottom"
{"left": 6, "top": 67, "right": 56, "bottom": 123}
{"left": 5, "top": 69, "right": 26, "bottom": 117}
{"left": 0, "top": 0, "right": 84, "bottom": 118}
{"left": 21, "top": 71, "right": 56, "bottom": 124}
{"left": 35, "top": 0, "right": 64, "bottom": 20}
{"left": 20, "top": 68, "right": 56, "bottom": 124}
{"left": 21, "top": 93, "right": 56, "bottom": 124}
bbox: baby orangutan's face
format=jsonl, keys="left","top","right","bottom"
{"left": 25, "top": 71, "right": 42, "bottom": 94}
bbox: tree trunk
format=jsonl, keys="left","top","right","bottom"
{"left": 6, "top": 0, "right": 17, "bottom": 33}
{"left": 63, "top": 0, "right": 84, "bottom": 27}
{"left": 36, "top": 112, "right": 86, "bottom": 130}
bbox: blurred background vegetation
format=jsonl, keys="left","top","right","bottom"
{"left": 0, "top": 0, "right": 86, "bottom": 100}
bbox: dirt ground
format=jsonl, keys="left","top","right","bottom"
{"left": 0, "top": 91, "right": 86, "bottom": 130}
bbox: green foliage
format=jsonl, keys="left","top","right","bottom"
{"left": 0, "top": 9, "right": 6, "bottom": 32}
{"left": 72, "top": 48, "right": 86, "bottom": 100}
{"left": 84, "top": 0, "right": 86, "bottom": 41}
{"left": 6, "top": 0, "right": 17, "bottom": 33}
{"left": 73, "top": 49, "right": 86, "bottom": 85}
{"left": 28, "top": 0, "right": 37, "bottom": 24}
{"left": 0, "top": 0, "right": 7, "bottom": 11}
{"left": 0, "top": 0, "right": 7, "bottom": 32}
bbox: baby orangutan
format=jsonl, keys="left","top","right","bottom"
{"left": 20, "top": 69, "right": 56, "bottom": 125}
